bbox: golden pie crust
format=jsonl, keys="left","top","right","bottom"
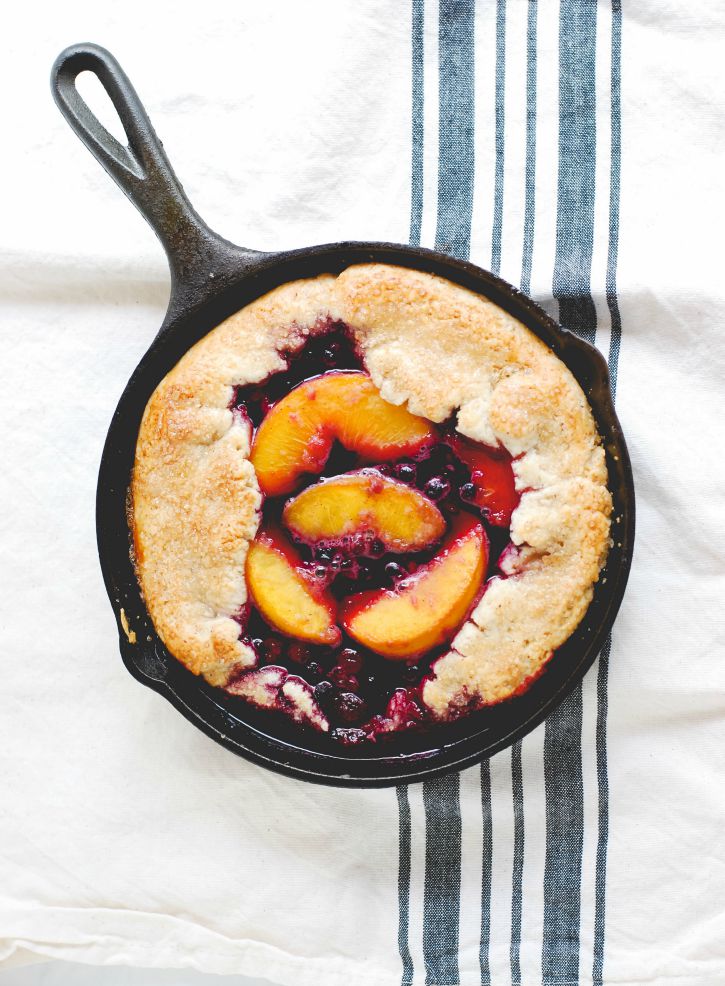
{"left": 131, "top": 265, "right": 612, "bottom": 717}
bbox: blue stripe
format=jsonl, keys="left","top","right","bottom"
{"left": 410, "top": 0, "right": 425, "bottom": 246}
{"left": 542, "top": 688, "right": 585, "bottom": 983}
{"left": 510, "top": 744, "right": 524, "bottom": 986}
{"left": 422, "top": 3, "right": 475, "bottom": 982}
{"left": 479, "top": 760, "right": 493, "bottom": 985}
{"left": 543, "top": 2, "right": 598, "bottom": 982}
{"left": 435, "top": 0, "right": 476, "bottom": 258}
{"left": 593, "top": 636, "right": 611, "bottom": 986}
{"left": 397, "top": 785, "right": 414, "bottom": 986}
{"left": 552, "top": 0, "right": 598, "bottom": 348}
{"left": 593, "top": 4, "right": 623, "bottom": 982}
{"left": 510, "top": 6, "right": 538, "bottom": 981}
{"left": 491, "top": 0, "right": 507, "bottom": 273}
{"left": 520, "top": 0, "right": 538, "bottom": 297}
{"left": 605, "top": 0, "right": 623, "bottom": 402}
{"left": 423, "top": 773, "right": 462, "bottom": 985}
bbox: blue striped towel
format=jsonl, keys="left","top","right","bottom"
{"left": 1, "top": 2, "right": 722, "bottom": 985}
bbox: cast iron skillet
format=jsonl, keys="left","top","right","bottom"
{"left": 51, "top": 43, "right": 634, "bottom": 787}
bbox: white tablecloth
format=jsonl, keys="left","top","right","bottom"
{"left": 1, "top": 2, "right": 723, "bottom": 984}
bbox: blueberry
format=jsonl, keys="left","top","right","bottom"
{"left": 329, "top": 666, "right": 359, "bottom": 691}
{"left": 314, "top": 565, "right": 328, "bottom": 579}
{"left": 401, "top": 664, "right": 421, "bottom": 683}
{"left": 339, "top": 648, "right": 363, "bottom": 673}
{"left": 305, "top": 661, "right": 324, "bottom": 682}
{"left": 385, "top": 561, "right": 407, "bottom": 582}
{"left": 334, "top": 691, "right": 368, "bottom": 723}
{"left": 314, "top": 680, "right": 336, "bottom": 707}
{"left": 460, "top": 482, "right": 476, "bottom": 501}
{"left": 395, "top": 463, "right": 416, "bottom": 484}
{"left": 369, "top": 538, "right": 385, "bottom": 558}
{"left": 425, "top": 476, "right": 451, "bottom": 501}
{"left": 250, "top": 637, "right": 264, "bottom": 652}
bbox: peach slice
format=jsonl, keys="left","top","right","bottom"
{"left": 282, "top": 471, "right": 446, "bottom": 552}
{"left": 341, "top": 517, "right": 488, "bottom": 659}
{"left": 250, "top": 371, "right": 437, "bottom": 496}
{"left": 246, "top": 528, "right": 340, "bottom": 645}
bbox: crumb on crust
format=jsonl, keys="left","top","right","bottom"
{"left": 119, "top": 607, "right": 136, "bottom": 645}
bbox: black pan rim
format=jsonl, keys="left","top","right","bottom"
{"left": 96, "top": 239, "right": 635, "bottom": 788}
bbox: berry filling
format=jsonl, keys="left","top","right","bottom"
{"left": 225, "top": 324, "right": 523, "bottom": 745}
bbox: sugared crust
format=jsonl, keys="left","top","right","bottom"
{"left": 131, "top": 264, "right": 611, "bottom": 713}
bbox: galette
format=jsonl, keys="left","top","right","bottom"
{"left": 131, "top": 265, "right": 612, "bottom": 745}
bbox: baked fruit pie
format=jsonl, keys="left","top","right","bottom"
{"left": 131, "top": 265, "right": 612, "bottom": 746}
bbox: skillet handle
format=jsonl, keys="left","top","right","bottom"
{"left": 51, "top": 43, "right": 261, "bottom": 310}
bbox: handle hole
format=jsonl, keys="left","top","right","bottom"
{"left": 76, "top": 70, "right": 129, "bottom": 146}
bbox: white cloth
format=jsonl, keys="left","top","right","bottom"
{"left": 1, "top": 2, "right": 724, "bottom": 985}
{"left": 0, "top": 964, "right": 264, "bottom": 986}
